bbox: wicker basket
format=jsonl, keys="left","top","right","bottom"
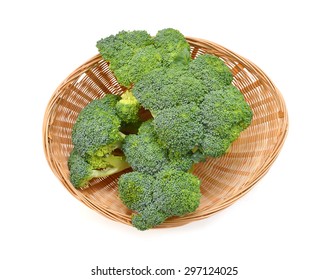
{"left": 43, "top": 37, "right": 288, "bottom": 228}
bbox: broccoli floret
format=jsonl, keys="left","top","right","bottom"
{"left": 71, "top": 95, "right": 125, "bottom": 166}
{"left": 132, "top": 66, "right": 207, "bottom": 113}
{"left": 97, "top": 28, "right": 191, "bottom": 88}
{"left": 118, "top": 170, "right": 201, "bottom": 230}
{"left": 97, "top": 30, "right": 156, "bottom": 87}
{"left": 96, "top": 30, "right": 153, "bottom": 72}
{"left": 69, "top": 95, "right": 131, "bottom": 187}
{"left": 153, "top": 103, "right": 204, "bottom": 155}
{"left": 153, "top": 169, "right": 201, "bottom": 217}
{"left": 123, "top": 119, "right": 203, "bottom": 174}
{"left": 200, "top": 85, "right": 253, "bottom": 157}
{"left": 118, "top": 171, "right": 155, "bottom": 211}
{"left": 115, "top": 90, "right": 141, "bottom": 124}
{"left": 122, "top": 130, "right": 169, "bottom": 175}
{"left": 68, "top": 149, "right": 129, "bottom": 188}
{"left": 136, "top": 119, "right": 156, "bottom": 136}
{"left": 190, "top": 54, "right": 233, "bottom": 91}
{"left": 154, "top": 28, "right": 191, "bottom": 66}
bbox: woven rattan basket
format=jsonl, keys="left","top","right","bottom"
{"left": 43, "top": 37, "right": 288, "bottom": 228}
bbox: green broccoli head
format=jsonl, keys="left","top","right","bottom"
{"left": 71, "top": 95, "right": 124, "bottom": 164}
{"left": 136, "top": 119, "right": 156, "bottom": 137}
{"left": 190, "top": 54, "right": 233, "bottom": 91}
{"left": 132, "top": 66, "right": 207, "bottom": 113}
{"left": 118, "top": 171, "right": 155, "bottom": 212}
{"left": 68, "top": 149, "right": 129, "bottom": 188}
{"left": 200, "top": 85, "right": 253, "bottom": 157}
{"left": 122, "top": 130, "right": 169, "bottom": 175}
{"left": 96, "top": 30, "right": 155, "bottom": 87}
{"left": 131, "top": 205, "right": 167, "bottom": 231}
{"left": 153, "top": 103, "right": 204, "bottom": 155}
{"left": 154, "top": 28, "right": 191, "bottom": 66}
{"left": 96, "top": 30, "right": 153, "bottom": 71}
{"left": 153, "top": 169, "right": 201, "bottom": 217}
{"left": 118, "top": 169, "right": 201, "bottom": 230}
{"left": 115, "top": 90, "right": 141, "bottom": 124}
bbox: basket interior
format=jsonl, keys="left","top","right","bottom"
{"left": 43, "top": 38, "right": 288, "bottom": 227}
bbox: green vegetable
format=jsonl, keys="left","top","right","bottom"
{"left": 69, "top": 94, "right": 131, "bottom": 188}
{"left": 96, "top": 28, "right": 191, "bottom": 88}
{"left": 153, "top": 103, "right": 204, "bottom": 155}
{"left": 132, "top": 66, "right": 207, "bottom": 113}
{"left": 67, "top": 28, "right": 254, "bottom": 230}
{"left": 118, "top": 170, "right": 201, "bottom": 230}
{"left": 200, "top": 85, "right": 253, "bottom": 157}
{"left": 68, "top": 149, "right": 129, "bottom": 189}
{"left": 115, "top": 90, "right": 141, "bottom": 124}
{"left": 189, "top": 53, "right": 233, "bottom": 91}
{"left": 154, "top": 28, "right": 191, "bottom": 66}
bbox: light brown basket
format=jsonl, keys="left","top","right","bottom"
{"left": 43, "top": 37, "right": 288, "bottom": 228}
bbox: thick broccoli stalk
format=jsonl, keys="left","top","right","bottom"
{"left": 118, "top": 170, "right": 201, "bottom": 230}
{"left": 69, "top": 94, "right": 130, "bottom": 188}
{"left": 200, "top": 85, "right": 253, "bottom": 157}
{"left": 68, "top": 149, "right": 129, "bottom": 189}
{"left": 115, "top": 90, "right": 141, "bottom": 124}
{"left": 189, "top": 54, "right": 233, "bottom": 91}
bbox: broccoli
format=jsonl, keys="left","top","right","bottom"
{"left": 189, "top": 54, "right": 233, "bottom": 91}
{"left": 200, "top": 85, "right": 253, "bottom": 157}
{"left": 154, "top": 28, "right": 191, "bottom": 66}
{"left": 96, "top": 28, "right": 191, "bottom": 88}
{"left": 153, "top": 103, "right": 204, "bottom": 155}
{"left": 115, "top": 90, "right": 141, "bottom": 123}
{"left": 132, "top": 66, "right": 207, "bottom": 113}
{"left": 96, "top": 30, "right": 153, "bottom": 73}
{"left": 118, "top": 170, "right": 201, "bottom": 230}
{"left": 122, "top": 119, "right": 202, "bottom": 174}
{"left": 122, "top": 132, "right": 169, "bottom": 175}
{"left": 68, "top": 149, "right": 129, "bottom": 189}
{"left": 68, "top": 94, "right": 132, "bottom": 188}
{"left": 71, "top": 95, "right": 125, "bottom": 167}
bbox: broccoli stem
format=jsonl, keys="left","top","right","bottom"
{"left": 91, "top": 156, "right": 130, "bottom": 178}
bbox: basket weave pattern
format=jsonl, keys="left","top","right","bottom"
{"left": 43, "top": 37, "right": 288, "bottom": 228}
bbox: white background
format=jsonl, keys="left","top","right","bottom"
{"left": 1, "top": 0, "right": 327, "bottom": 279}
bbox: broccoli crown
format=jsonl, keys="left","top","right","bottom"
{"left": 136, "top": 119, "right": 156, "bottom": 137}
{"left": 118, "top": 169, "right": 201, "bottom": 230}
{"left": 200, "top": 85, "right": 253, "bottom": 157}
{"left": 131, "top": 206, "right": 167, "bottom": 231}
{"left": 113, "top": 45, "right": 163, "bottom": 87}
{"left": 71, "top": 95, "right": 124, "bottom": 160}
{"left": 68, "top": 149, "right": 129, "bottom": 188}
{"left": 118, "top": 171, "right": 155, "bottom": 212}
{"left": 153, "top": 103, "right": 204, "bottom": 155}
{"left": 97, "top": 28, "right": 191, "bottom": 88}
{"left": 115, "top": 90, "right": 141, "bottom": 124}
{"left": 132, "top": 66, "right": 207, "bottom": 112}
{"left": 122, "top": 130, "right": 169, "bottom": 175}
{"left": 153, "top": 169, "right": 201, "bottom": 217}
{"left": 96, "top": 30, "right": 153, "bottom": 71}
{"left": 189, "top": 54, "right": 233, "bottom": 91}
{"left": 68, "top": 149, "right": 93, "bottom": 188}
{"left": 154, "top": 28, "right": 191, "bottom": 66}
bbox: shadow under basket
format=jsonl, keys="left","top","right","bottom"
{"left": 43, "top": 37, "right": 288, "bottom": 229}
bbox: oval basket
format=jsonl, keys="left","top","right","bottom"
{"left": 43, "top": 37, "right": 288, "bottom": 228}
